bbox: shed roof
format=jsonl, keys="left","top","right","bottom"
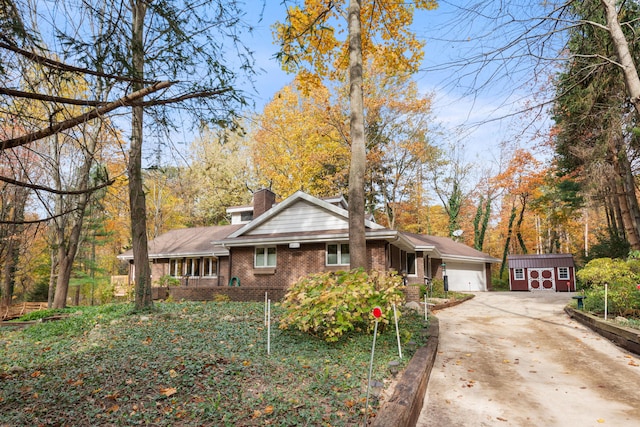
{"left": 507, "top": 254, "right": 575, "bottom": 269}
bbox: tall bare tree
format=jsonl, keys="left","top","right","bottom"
{"left": 1, "top": 1, "right": 257, "bottom": 309}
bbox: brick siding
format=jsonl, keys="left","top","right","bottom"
{"left": 155, "top": 286, "right": 287, "bottom": 302}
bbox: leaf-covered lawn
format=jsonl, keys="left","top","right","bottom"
{"left": 0, "top": 302, "right": 428, "bottom": 426}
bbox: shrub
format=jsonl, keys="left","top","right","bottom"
{"left": 279, "top": 269, "right": 405, "bottom": 342}
{"left": 156, "top": 275, "right": 180, "bottom": 287}
{"left": 577, "top": 258, "right": 636, "bottom": 289}
{"left": 420, "top": 278, "right": 444, "bottom": 298}
{"left": 577, "top": 257, "right": 640, "bottom": 317}
{"left": 213, "top": 293, "right": 231, "bottom": 302}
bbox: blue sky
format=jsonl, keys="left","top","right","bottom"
{"left": 240, "top": 1, "right": 560, "bottom": 174}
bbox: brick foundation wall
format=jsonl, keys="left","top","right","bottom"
{"left": 162, "top": 286, "right": 288, "bottom": 302}
{"left": 405, "top": 284, "right": 421, "bottom": 302}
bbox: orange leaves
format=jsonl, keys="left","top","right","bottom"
{"left": 159, "top": 387, "right": 177, "bottom": 397}
{"left": 252, "top": 405, "right": 275, "bottom": 419}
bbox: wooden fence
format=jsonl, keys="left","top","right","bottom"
{"left": 0, "top": 302, "right": 48, "bottom": 321}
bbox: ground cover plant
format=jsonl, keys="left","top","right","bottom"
{"left": 419, "top": 278, "right": 469, "bottom": 301}
{"left": 0, "top": 301, "right": 429, "bottom": 426}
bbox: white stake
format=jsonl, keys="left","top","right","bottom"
{"left": 267, "top": 299, "right": 271, "bottom": 355}
{"left": 393, "top": 303, "right": 402, "bottom": 359}
{"left": 364, "top": 319, "right": 379, "bottom": 427}
{"left": 264, "top": 292, "right": 268, "bottom": 326}
{"left": 604, "top": 283, "right": 608, "bottom": 321}
{"left": 424, "top": 293, "right": 428, "bottom": 321}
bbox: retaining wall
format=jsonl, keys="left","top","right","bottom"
{"left": 565, "top": 307, "right": 640, "bottom": 355}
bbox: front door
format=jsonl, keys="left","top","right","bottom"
{"left": 528, "top": 268, "right": 555, "bottom": 291}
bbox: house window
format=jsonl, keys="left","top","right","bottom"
{"left": 558, "top": 267, "right": 569, "bottom": 280}
{"left": 514, "top": 268, "right": 524, "bottom": 280}
{"left": 327, "top": 243, "right": 350, "bottom": 266}
{"left": 241, "top": 211, "right": 254, "bottom": 222}
{"left": 424, "top": 255, "right": 431, "bottom": 280}
{"left": 255, "top": 247, "right": 276, "bottom": 268}
{"left": 170, "top": 259, "right": 184, "bottom": 277}
{"left": 406, "top": 253, "right": 417, "bottom": 276}
{"left": 185, "top": 258, "right": 201, "bottom": 276}
{"left": 203, "top": 257, "right": 217, "bottom": 276}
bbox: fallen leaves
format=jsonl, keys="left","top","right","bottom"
{"left": 159, "top": 387, "right": 177, "bottom": 397}
{"left": 252, "top": 405, "right": 275, "bottom": 419}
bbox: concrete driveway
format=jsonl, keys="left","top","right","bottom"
{"left": 417, "top": 292, "right": 640, "bottom": 427}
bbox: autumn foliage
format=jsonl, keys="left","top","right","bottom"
{"left": 279, "top": 269, "right": 405, "bottom": 342}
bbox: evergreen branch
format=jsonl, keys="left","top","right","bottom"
{"left": 1, "top": 80, "right": 173, "bottom": 150}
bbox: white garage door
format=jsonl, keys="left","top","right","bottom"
{"left": 445, "top": 262, "right": 486, "bottom": 292}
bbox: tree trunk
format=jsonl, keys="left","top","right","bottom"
{"left": 0, "top": 185, "right": 27, "bottom": 306}
{"left": 129, "top": 0, "right": 153, "bottom": 309}
{"left": 473, "top": 196, "right": 491, "bottom": 251}
{"left": 347, "top": 0, "right": 367, "bottom": 270}
{"left": 607, "top": 135, "right": 640, "bottom": 249}
{"left": 515, "top": 194, "right": 528, "bottom": 254}
{"left": 52, "top": 250, "right": 73, "bottom": 308}
{"left": 601, "top": 0, "right": 640, "bottom": 117}
{"left": 47, "top": 253, "right": 57, "bottom": 307}
{"left": 52, "top": 206, "right": 86, "bottom": 308}
{"left": 499, "top": 202, "right": 517, "bottom": 279}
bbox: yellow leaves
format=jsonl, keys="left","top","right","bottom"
{"left": 252, "top": 405, "right": 275, "bottom": 419}
{"left": 159, "top": 387, "right": 177, "bottom": 397}
{"left": 275, "top": 0, "right": 434, "bottom": 89}
{"left": 252, "top": 83, "right": 349, "bottom": 198}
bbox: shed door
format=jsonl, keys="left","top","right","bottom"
{"left": 528, "top": 268, "right": 555, "bottom": 291}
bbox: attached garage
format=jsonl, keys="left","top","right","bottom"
{"left": 507, "top": 254, "right": 576, "bottom": 292}
{"left": 444, "top": 261, "right": 489, "bottom": 292}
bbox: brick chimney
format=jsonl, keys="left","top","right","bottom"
{"left": 253, "top": 188, "right": 276, "bottom": 218}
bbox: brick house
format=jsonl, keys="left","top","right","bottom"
{"left": 118, "top": 189, "right": 499, "bottom": 301}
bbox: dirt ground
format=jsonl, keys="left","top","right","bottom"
{"left": 417, "top": 292, "right": 640, "bottom": 427}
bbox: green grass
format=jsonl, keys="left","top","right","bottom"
{"left": 0, "top": 302, "right": 429, "bottom": 426}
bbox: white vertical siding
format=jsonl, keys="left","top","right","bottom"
{"left": 246, "top": 200, "right": 348, "bottom": 235}
{"left": 445, "top": 261, "right": 487, "bottom": 292}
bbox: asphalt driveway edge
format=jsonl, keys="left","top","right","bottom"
{"left": 565, "top": 306, "right": 640, "bottom": 355}
{"left": 371, "top": 316, "right": 439, "bottom": 427}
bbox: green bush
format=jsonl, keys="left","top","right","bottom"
{"left": 577, "top": 258, "right": 636, "bottom": 289}
{"left": 577, "top": 257, "right": 640, "bottom": 317}
{"left": 279, "top": 269, "right": 405, "bottom": 342}
{"left": 156, "top": 274, "right": 180, "bottom": 287}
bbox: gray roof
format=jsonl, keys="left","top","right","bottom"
{"left": 118, "top": 224, "right": 243, "bottom": 260}
{"left": 507, "top": 254, "right": 575, "bottom": 269}
{"left": 404, "top": 233, "right": 500, "bottom": 263}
